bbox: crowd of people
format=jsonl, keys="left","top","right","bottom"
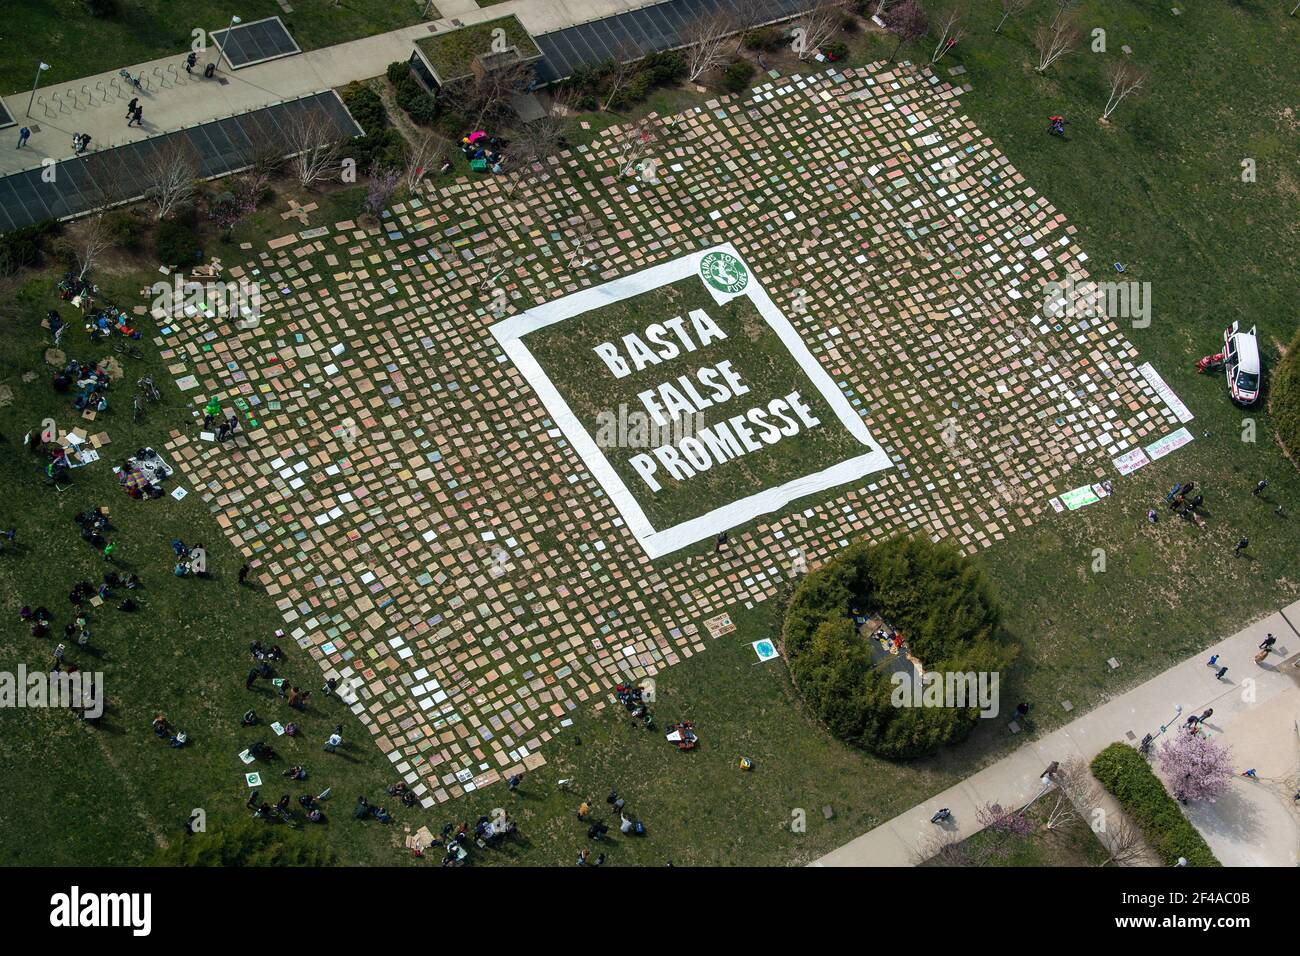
{"left": 460, "top": 130, "right": 508, "bottom": 175}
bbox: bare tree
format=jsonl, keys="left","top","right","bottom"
{"left": 143, "top": 139, "right": 199, "bottom": 220}
{"left": 73, "top": 214, "right": 114, "bottom": 281}
{"left": 363, "top": 165, "right": 401, "bottom": 219}
{"left": 681, "top": 10, "right": 736, "bottom": 81}
{"left": 1098, "top": 813, "right": 1148, "bottom": 867}
{"left": 564, "top": 213, "right": 607, "bottom": 271}
{"left": 505, "top": 92, "right": 575, "bottom": 199}
{"left": 614, "top": 115, "right": 662, "bottom": 179}
{"left": 1032, "top": 15, "right": 1079, "bottom": 73}
{"left": 792, "top": 0, "right": 846, "bottom": 61}
{"left": 284, "top": 110, "right": 344, "bottom": 188}
{"left": 235, "top": 115, "right": 285, "bottom": 199}
{"left": 884, "top": 0, "right": 929, "bottom": 61}
{"left": 403, "top": 130, "right": 443, "bottom": 196}
{"left": 911, "top": 826, "right": 971, "bottom": 866}
{"left": 1101, "top": 59, "right": 1148, "bottom": 121}
{"left": 994, "top": 0, "right": 1033, "bottom": 34}
{"left": 443, "top": 60, "right": 534, "bottom": 131}
{"left": 600, "top": 39, "right": 645, "bottom": 112}
{"left": 1050, "top": 0, "right": 1078, "bottom": 28}
{"left": 930, "top": 7, "right": 966, "bottom": 63}
{"left": 732, "top": 0, "right": 774, "bottom": 51}
{"left": 1043, "top": 757, "right": 1098, "bottom": 832}
{"left": 81, "top": 147, "right": 139, "bottom": 212}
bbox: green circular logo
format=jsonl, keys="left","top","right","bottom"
{"left": 700, "top": 251, "right": 749, "bottom": 294}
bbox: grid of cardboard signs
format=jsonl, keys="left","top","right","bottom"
{"left": 154, "top": 63, "right": 1192, "bottom": 805}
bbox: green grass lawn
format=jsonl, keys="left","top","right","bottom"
{"left": 1, "top": 1, "right": 1298, "bottom": 868}
{"left": 525, "top": 273, "right": 863, "bottom": 529}
{"left": 0, "top": 0, "right": 425, "bottom": 94}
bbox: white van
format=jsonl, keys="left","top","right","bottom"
{"left": 1222, "top": 322, "right": 1261, "bottom": 406}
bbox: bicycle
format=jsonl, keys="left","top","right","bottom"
{"left": 136, "top": 377, "right": 161, "bottom": 402}
{"left": 113, "top": 339, "right": 144, "bottom": 360}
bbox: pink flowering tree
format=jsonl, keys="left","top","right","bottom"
{"left": 1158, "top": 730, "right": 1234, "bottom": 803}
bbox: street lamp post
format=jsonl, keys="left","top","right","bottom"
{"left": 1155, "top": 704, "right": 1183, "bottom": 739}
{"left": 26, "top": 62, "right": 50, "bottom": 118}
{"left": 213, "top": 15, "right": 241, "bottom": 69}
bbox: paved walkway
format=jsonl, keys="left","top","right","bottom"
{"left": 813, "top": 598, "right": 1300, "bottom": 866}
{"left": 0, "top": 0, "right": 654, "bottom": 176}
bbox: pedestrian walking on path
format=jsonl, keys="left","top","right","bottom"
{"left": 1241, "top": 768, "right": 1257, "bottom": 778}
{"left": 125, "top": 97, "right": 138, "bottom": 119}
{"left": 1260, "top": 634, "right": 1277, "bottom": 652}
{"left": 17, "top": 127, "right": 30, "bottom": 148}
{"left": 930, "top": 808, "right": 952, "bottom": 824}
{"left": 185, "top": 52, "right": 198, "bottom": 74}
{"left": 1215, "top": 665, "right": 1229, "bottom": 681}
{"left": 128, "top": 105, "right": 143, "bottom": 128}
{"left": 1207, "top": 654, "right": 1219, "bottom": 667}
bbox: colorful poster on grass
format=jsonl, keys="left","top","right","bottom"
{"left": 1145, "top": 427, "right": 1194, "bottom": 461}
{"left": 1060, "top": 485, "right": 1102, "bottom": 510}
{"left": 1138, "top": 362, "right": 1195, "bottom": 424}
{"left": 1112, "top": 447, "right": 1151, "bottom": 476}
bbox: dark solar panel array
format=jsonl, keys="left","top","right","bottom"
{"left": 533, "top": 0, "right": 810, "bottom": 83}
{"left": 212, "top": 16, "right": 302, "bottom": 69}
{"left": 0, "top": 99, "right": 14, "bottom": 129}
{"left": 0, "top": 91, "right": 359, "bottom": 233}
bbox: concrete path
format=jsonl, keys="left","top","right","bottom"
{"left": 813, "top": 599, "right": 1300, "bottom": 866}
{"left": 0, "top": 0, "right": 656, "bottom": 176}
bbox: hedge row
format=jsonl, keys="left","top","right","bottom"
{"left": 1270, "top": 324, "right": 1300, "bottom": 466}
{"left": 1090, "top": 742, "right": 1221, "bottom": 866}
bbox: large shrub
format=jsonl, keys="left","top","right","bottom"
{"left": 1270, "top": 324, "right": 1300, "bottom": 465}
{"left": 0, "top": 219, "right": 60, "bottom": 270}
{"left": 1091, "top": 743, "right": 1221, "bottom": 866}
{"left": 783, "top": 535, "right": 1015, "bottom": 759}
{"left": 722, "top": 57, "right": 756, "bottom": 94}
{"left": 151, "top": 819, "right": 337, "bottom": 866}
{"left": 154, "top": 216, "right": 202, "bottom": 267}
{"left": 341, "top": 81, "right": 389, "bottom": 136}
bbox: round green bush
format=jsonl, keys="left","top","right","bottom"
{"left": 1269, "top": 325, "right": 1300, "bottom": 466}
{"left": 342, "top": 82, "right": 389, "bottom": 136}
{"left": 783, "top": 535, "right": 1016, "bottom": 759}
{"left": 722, "top": 57, "right": 756, "bottom": 94}
{"left": 155, "top": 217, "right": 202, "bottom": 268}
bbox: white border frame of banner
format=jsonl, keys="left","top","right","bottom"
{"left": 489, "top": 242, "right": 893, "bottom": 559}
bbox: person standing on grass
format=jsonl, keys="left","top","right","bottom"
{"left": 238, "top": 563, "right": 251, "bottom": 586}
{"left": 1233, "top": 536, "right": 1249, "bottom": 557}
{"left": 1253, "top": 478, "right": 1268, "bottom": 496}
{"left": 102, "top": 541, "right": 116, "bottom": 563}
{"left": 324, "top": 726, "right": 342, "bottom": 753}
